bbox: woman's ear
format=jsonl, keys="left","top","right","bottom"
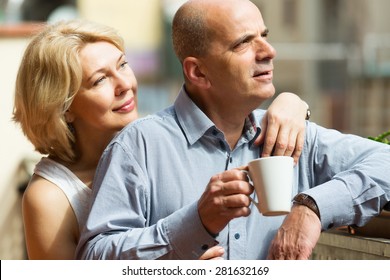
{"left": 182, "top": 57, "right": 211, "bottom": 88}
{"left": 64, "top": 110, "right": 75, "bottom": 123}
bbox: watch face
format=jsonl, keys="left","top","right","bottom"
{"left": 306, "top": 108, "right": 311, "bottom": 120}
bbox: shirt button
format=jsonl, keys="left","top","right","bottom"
{"left": 234, "top": 233, "right": 240, "bottom": 240}
{"left": 201, "top": 244, "right": 209, "bottom": 250}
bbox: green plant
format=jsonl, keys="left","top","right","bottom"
{"left": 368, "top": 130, "right": 390, "bottom": 144}
{"left": 368, "top": 131, "right": 390, "bottom": 212}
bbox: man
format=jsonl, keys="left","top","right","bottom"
{"left": 77, "top": 0, "right": 390, "bottom": 259}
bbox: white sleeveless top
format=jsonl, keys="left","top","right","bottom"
{"left": 33, "top": 157, "right": 92, "bottom": 232}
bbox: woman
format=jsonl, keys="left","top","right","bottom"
{"left": 13, "top": 20, "right": 308, "bottom": 259}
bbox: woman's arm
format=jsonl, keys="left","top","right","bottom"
{"left": 22, "top": 175, "right": 78, "bottom": 259}
{"left": 198, "top": 245, "right": 225, "bottom": 260}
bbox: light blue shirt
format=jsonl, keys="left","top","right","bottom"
{"left": 76, "top": 87, "right": 390, "bottom": 260}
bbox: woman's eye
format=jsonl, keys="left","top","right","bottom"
{"left": 120, "top": 61, "right": 128, "bottom": 68}
{"left": 93, "top": 76, "right": 106, "bottom": 86}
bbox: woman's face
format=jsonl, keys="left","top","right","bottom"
{"left": 67, "top": 41, "right": 138, "bottom": 135}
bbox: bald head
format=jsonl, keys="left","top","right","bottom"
{"left": 172, "top": 0, "right": 258, "bottom": 62}
{"left": 172, "top": 0, "right": 207, "bottom": 63}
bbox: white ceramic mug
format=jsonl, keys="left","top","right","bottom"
{"left": 248, "top": 156, "right": 294, "bottom": 216}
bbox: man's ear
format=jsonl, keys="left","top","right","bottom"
{"left": 182, "top": 57, "right": 210, "bottom": 88}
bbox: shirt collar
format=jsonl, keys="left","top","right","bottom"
{"left": 174, "top": 86, "right": 215, "bottom": 145}
{"left": 244, "top": 112, "right": 261, "bottom": 147}
{"left": 174, "top": 85, "right": 262, "bottom": 146}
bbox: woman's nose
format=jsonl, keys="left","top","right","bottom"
{"left": 115, "top": 73, "right": 133, "bottom": 96}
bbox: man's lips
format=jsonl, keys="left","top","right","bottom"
{"left": 253, "top": 70, "right": 273, "bottom": 79}
{"left": 253, "top": 69, "right": 273, "bottom": 76}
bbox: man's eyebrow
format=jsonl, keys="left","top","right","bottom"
{"left": 230, "top": 33, "right": 255, "bottom": 48}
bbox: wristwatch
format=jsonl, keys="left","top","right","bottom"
{"left": 305, "top": 107, "right": 311, "bottom": 120}
{"left": 304, "top": 102, "right": 311, "bottom": 120}
{"left": 293, "top": 193, "right": 320, "bottom": 219}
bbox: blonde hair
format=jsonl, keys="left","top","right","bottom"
{"left": 13, "top": 20, "right": 124, "bottom": 162}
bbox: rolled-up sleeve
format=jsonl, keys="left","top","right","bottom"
{"left": 301, "top": 123, "right": 390, "bottom": 230}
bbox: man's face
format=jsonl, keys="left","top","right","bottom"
{"left": 200, "top": 0, "right": 277, "bottom": 111}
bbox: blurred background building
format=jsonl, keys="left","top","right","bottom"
{"left": 0, "top": 0, "right": 389, "bottom": 259}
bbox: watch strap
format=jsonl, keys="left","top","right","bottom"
{"left": 293, "top": 193, "right": 320, "bottom": 220}
{"left": 304, "top": 102, "right": 311, "bottom": 120}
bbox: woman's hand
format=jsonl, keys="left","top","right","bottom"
{"left": 198, "top": 245, "right": 225, "bottom": 260}
{"left": 255, "top": 92, "right": 308, "bottom": 165}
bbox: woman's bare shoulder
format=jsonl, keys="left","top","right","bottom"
{"left": 22, "top": 174, "right": 78, "bottom": 259}
{"left": 23, "top": 174, "right": 69, "bottom": 210}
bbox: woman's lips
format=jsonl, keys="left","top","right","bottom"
{"left": 113, "top": 97, "right": 135, "bottom": 113}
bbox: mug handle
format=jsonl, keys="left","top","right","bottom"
{"left": 250, "top": 196, "right": 259, "bottom": 209}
